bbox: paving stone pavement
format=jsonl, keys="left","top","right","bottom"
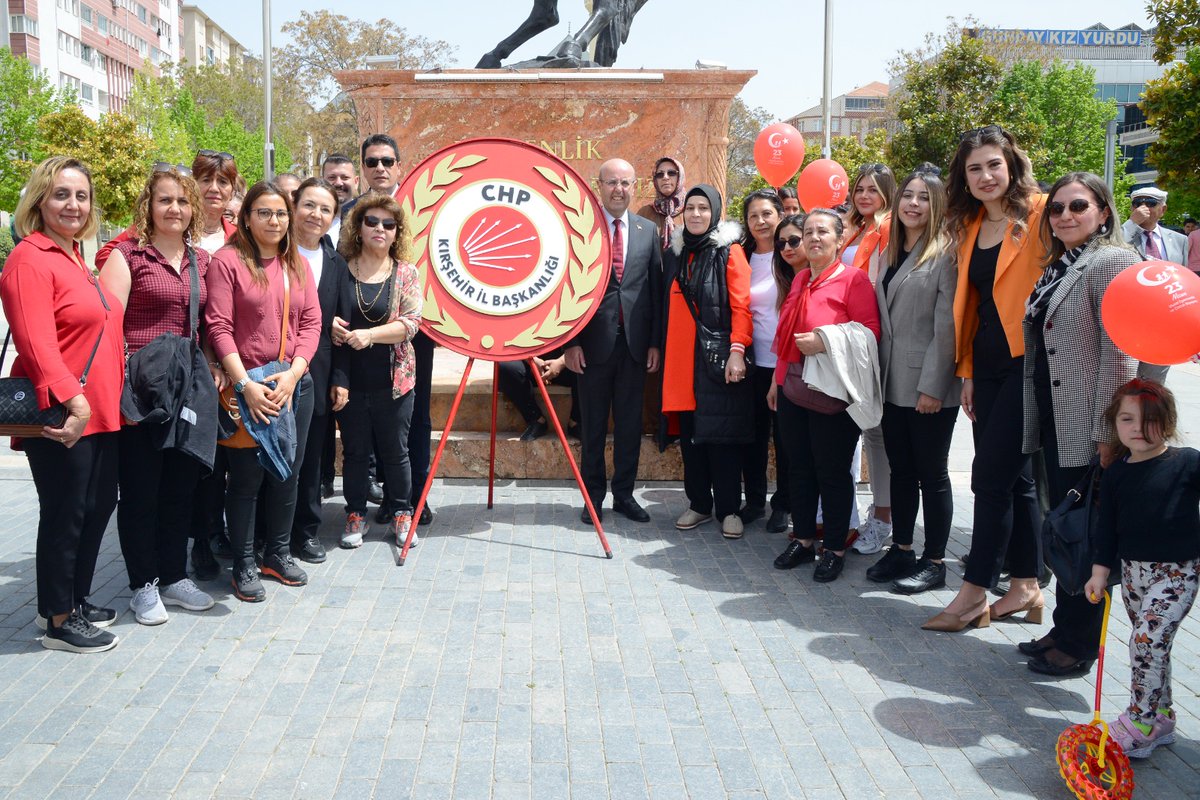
{"left": 0, "top": 370, "right": 1198, "bottom": 799}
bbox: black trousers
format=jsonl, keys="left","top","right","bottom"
{"left": 117, "top": 424, "right": 200, "bottom": 589}
{"left": 577, "top": 333, "right": 646, "bottom": 506}
{"left": 963, "top": 361, "right": 1042, "bottom": 586}
{"left": 775, "top": 393, "right": 861, "bottom": 550}
{"left": 25, "top": 432, "right": 118, "bottom": 617}
{"left": 193, "top": 449, "right": 226, "bottom": 542}
{"left": 880, "top": 402, "right": 958, "bottom": 560}
{"left": 679, "top": 411, "right": 742, "bottom": 520}
{"left": 1039, "top": 403, "right": 1102, "bottom": 660}
{"left": 407, "top": 332, "right": 434, "bottom": 505}
{"left": 342, "top": 387, "right": 414, "bottom": 515}
{"left": 741, "top": 367, "right": 789, "bottom": 513}
{"left": 224, "top": 376, "right": 313, "bottom": 566}
{"left": 291, "top": 407, "right": 331, "bottom": 545}
{"left": 497, "top": 359, "right": 580, "bottom": 427}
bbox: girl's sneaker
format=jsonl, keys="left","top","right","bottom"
{"left": 1111, "top": 712, "right": 1176, "bottom": 758}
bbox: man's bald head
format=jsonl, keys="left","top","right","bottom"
{"left": 597, "top": 159, "right": 635, "bottom": 218}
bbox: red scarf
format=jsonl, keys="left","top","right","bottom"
{"left": 772, "top": 262, "right": 846, "bottom": 365}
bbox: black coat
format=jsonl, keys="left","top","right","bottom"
{"left": 308, "top": 236, "right": 353, "bottom": 416}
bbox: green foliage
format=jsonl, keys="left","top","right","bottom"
{"left": 1146, "top": 0, "right": 1200, "bottom": 64}
{"left": 726, "top": 98, "right": 775, "bottom": 206}
{"left": 125, "top": 68, "right": 192, "bottom": 165}
{"left": 1142, "top": 47, "right": 1200, "bottom": 222}
{"left": 0, "top": 224, "right": 14, "bottom": 271}
{"left": 831, "top": 128, "right": 890, "bottom": 183}
{"left": 0, "top": 47, "right": 69, "bottom": 211}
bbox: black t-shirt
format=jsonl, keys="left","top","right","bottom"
{"left": 348, "top": 276, "right": 392, "bottom": 392}
{"left": 881, "top": 247, "right": 910, "bottom": 298}
{"left": 968, "top": 240, "right": 1012, "bottom": 378}
{"left": 1094, "top": 447, "right": 1200, "bottom": 568}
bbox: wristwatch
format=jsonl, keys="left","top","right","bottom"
{"left": 234, "top": 378, "right": 250, "bottom": 394}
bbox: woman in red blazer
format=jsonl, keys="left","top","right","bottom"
{"left": 923, "top": 126, "right": 1047, "bottom": 632}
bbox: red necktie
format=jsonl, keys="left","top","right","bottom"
{"left": 612, "top": 219, "right": 625, "bottom": 282}
{"left": 1145, "top": 230, "right": 1163, "bottom": 260}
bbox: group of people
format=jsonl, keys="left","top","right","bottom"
{"left": 3, "top": 125, "right": 1197, "bottom": 762}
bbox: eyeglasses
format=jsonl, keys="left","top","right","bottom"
{"left": 197, "top": 149, "right": 234, "bottom": 162}
{"left": 857, "top": 162, "right": 888, "bottom": 175}
{"left": 776, "top": 235, "right": 803, "bottom": 251}
{"left": 653, "top": 169, "right": 678, "bottom": 179}
{"left": 601, "top": 179, "right": 634, "bottom": 189}
{"left": 153, "top": 162, "right": 193, "bottom": 177}
{"left": 252, "top": 208, "right": 290, "bottom": 221}
{"left": 959, "top": 124, "right": 1003, "bottom": 142}
{"left": 364, "top": 157, "right": 397, "bottom": 169}
{"left": 363, "top": 215, "right": 398, "bottom": 230}
{"left": 1048, "top": 199, "right": 1096, "bottom": 217}
{"left": 1131, "top": 197, "right": 1160, "bottom": 208}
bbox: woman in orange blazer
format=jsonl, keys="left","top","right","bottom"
{"left": 923, "top": 125, "right": 1048, "bottom": 632}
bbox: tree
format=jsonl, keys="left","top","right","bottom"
{"left": 125, "top": 68, "right": 192, "bottom": 166}
{"left": 0, "top": 47, "right": 69, "bottom": 211}
{"left": 726, "top": 97, "right": 774, "bottom": 206}
{"left": 831, "top": 128, "right": 889, "bottom": 183}
{"left": 37, "top": 106, "right": 152, "bottom": 225}
{"left": 1142, "top": 1, "right": 1200, "bottom": 226}
{"left": 1146, "top": 0, "right": 1200, "bottom": 63}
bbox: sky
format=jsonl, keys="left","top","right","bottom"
{"left": 199, "top": 0, "right": 1155, "bottom": 120}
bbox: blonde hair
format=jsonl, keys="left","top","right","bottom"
{"left": 133, "top": 169, "right": 205, "bottom": 246}
{"left": 885, "top": 171, "right": 950, "bottom": 269}
{"left": 14, "top": 156, "right": 100, "bottom": 241}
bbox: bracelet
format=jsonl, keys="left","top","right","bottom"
{"left": 368, "top": 329, "right": 373, "bottom": 347}
{"left": 208, "top": 361, "right": 220, "bottom": 369}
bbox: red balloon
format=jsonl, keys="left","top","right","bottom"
{"left": 753, "top": 123, "right": 805, "bottom": 186}
{"left": 796, "top": 159, "right": 849, "bottom": 212}
{"left": 1101, "top": 259, "right": 1200, "bottom": 364}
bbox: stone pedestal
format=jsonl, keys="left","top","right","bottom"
{"left": 333, "top": 68, "right": 756, "bottom": 203}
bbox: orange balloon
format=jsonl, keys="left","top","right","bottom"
{"left": 753, "top": 123, "right": 805, "bottom": 186}
{"left": 1101, "top": 260, "right": 1200, "bottom": 364}
{"left": 796, "top": 159, "right": 850, "bottom": 212}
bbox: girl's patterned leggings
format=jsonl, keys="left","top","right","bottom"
{"left": 1121, "top": 559, "right": 1200, "bottom": 725}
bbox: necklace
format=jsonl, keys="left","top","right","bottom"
{"left": 352, "top": 260, "right": 390, "bottom": 324}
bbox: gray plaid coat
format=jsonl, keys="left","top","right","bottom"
{"left": 1021, "top": 239, "right": 1143, "bottom": 468}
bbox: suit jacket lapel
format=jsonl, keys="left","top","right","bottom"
{"left": 885, "top": 236, "right": 925, "bottom": 304}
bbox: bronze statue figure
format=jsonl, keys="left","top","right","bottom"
{"left": 476, "top": 0, "right": 650, "bottom": 69}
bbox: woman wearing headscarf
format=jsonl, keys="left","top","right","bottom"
{"left": 660, "top": 184, "right": 754, "bottom": 538}
{"left": 637, "top": 156, "right": 686, "bottom": 249}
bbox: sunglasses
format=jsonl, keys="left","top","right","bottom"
{"left": 364, "top": 157, "right": 397, "bottom": 169}
{"left": 857, "top": 162, "right": 888, "bottom": 175}
{"left": 252, "top": 208, "right": 290, "bottom": 221}
{"left": 153, "top": 162, "right": 193, "bottom": 177}
{"left": 1131, "top": 197, "right": 1160, "bottom": 208}
{"left": 1048, "top": 199, "right": 1096, "bottom": 217}
{"left": 197, "top": 149, "right": 234, "bottom": 161}
{"left": 654, "top": 169, "right": 678, "bottom": 179}
{"left": 363, "top": 215, "right": 398, "bottom": 230}
{"left": 776, "top": 235, "right": 803, "bottom": 251}
{"left": 959, "top": 124, "right": 1003, "bottom": 142}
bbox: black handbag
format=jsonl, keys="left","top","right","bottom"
{"left": 0, "top": 272, "right": 109, "bottom": 438}
{"left": 678, "top": 252, "right": 754, "bottom": 383}
{"left": 1043, "top": 460, "right": 1108, "bottom": 596}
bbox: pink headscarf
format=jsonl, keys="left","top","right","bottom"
{"left": 651, "top": 156, "right": 686, "bottom": 249}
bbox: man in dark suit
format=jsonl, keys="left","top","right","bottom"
{"left": 1122, "top": 185, "right": 1190, "bottom": 266}
{"left": 565, "top": 158, "right": 663, "bottom": 523}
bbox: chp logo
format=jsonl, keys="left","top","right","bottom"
{"left": 399, "top": 138, "right": 610, "bottom": 360}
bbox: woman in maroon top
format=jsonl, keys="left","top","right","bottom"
{"left": 0, "top": 157, "right": 125, "bottom": 653}
{"left": 205, "top": 181, "right": 322, "bottom": 603}
{"left": 768, "top": 209, "right": 881, "bottom": 583}
{"left": 100, "top": 166, "right": 219, "bottom": 625}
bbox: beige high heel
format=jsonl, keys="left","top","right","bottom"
{"left": 921, "top": 603, "right": 991, "bottom": 632}
{"left": 989, "top": 592, "right": 1045, "bottom": 624}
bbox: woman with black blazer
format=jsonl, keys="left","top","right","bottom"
{"left": 288, "top": 178, "right": 352, "bottom": 563}
{"left": 1019, "top": 172, "right": 1153, "bottom": 676}
{"left": 866, "top": 171, "right": 960, "bottom": 594}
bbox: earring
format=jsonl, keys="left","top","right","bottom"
{"left": 355, "top": 234, "right": 362, "bottom": 244}
{"left": 1099, "top": 223, "right": 1109, "bottom": 234}
{"left": 1050, "top": 230, "right": 1057, "bottom": 238}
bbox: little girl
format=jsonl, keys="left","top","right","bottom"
{"left": 1084, "top": 379, "right": 1200, "bottom": 758}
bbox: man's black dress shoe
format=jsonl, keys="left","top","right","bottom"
{"left": 738, "top": 505, "right": 766, "bottom": 524}
{"left": 191, "top": 536, "right": 220, "bottom": 581}
{"left": 613, "top": 496, "right": 650, "bottom": 523}
{"left": 321, "top": 480, "right": 335, "bottom": 500}
{"left": 520, "top": 420, "right": 549, "bottom": 441}
{"left": 419, "top": 504, "right": 433, "bottom": 526}
{"left": 892, "top": 558, "right": 947, "bottom": 594}
{"left": 291, "top": 536, "right": 327, "bottom": 564}
{"left": 1027, "top": 651, "right": 1094, "bottom": 677}
{"left": 367, "top": 481, "right": 385, "bottom": 505}
{"left": 773, "top": 540, "right": 816, "bottom": 570}
{"left": 581, "top": 506, "right": 603, "bottom": 525}
{"left": 375, "top": 502, "right": 393, "bottom": 524}
{"left": 765, "top": 507, "right": 790, "bottom": 533}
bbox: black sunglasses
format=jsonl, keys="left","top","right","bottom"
{"left": 197, "top": 149, "right": 234, "bottom": 161}
{"left": 654, "top": 169, "right": 678, "bottom": 179}
{"left": 1131, "top": 197, "right": 1160, "bottom": 208}
{"left": 363, "top": 214, "right": 398, "bottom": 231}
{"left": 959, "top": 124, "right": 1003, "bottom": 142}
{"left": 776, "top": 235, "right": 803, "bottom": 251}
{"left": 364, "top": 157, "right": 397, "bottom": 169}
{"left": 153, "top": 162, "right": 193, "bottom": 177}
{"left": 1048, "top": 199, "right": 1096, "bottom": 217}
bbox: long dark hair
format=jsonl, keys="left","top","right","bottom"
{"left": 772, "top": 213, "right": 806, "bottom": 310}
{"left": 740, "top": 189, "right": 784, "bottom": 258}
{"left": 230, "top": 181, "right": 305, "bottom": 288}
{"left": 946, "top": 125, "right": 1038, "bottom": 247}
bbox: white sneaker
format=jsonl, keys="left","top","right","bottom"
{"left": 160, "top": 578, "right": 215, "bottom": 611}
{"left": 851, "top": 517, "right": 888, "bottom": 555}
{"left": 130, "top": 580, "right": 168, "bottom": 626}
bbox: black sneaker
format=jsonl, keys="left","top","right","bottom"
{"left": 766, "top": 507, "right": 790, "bottom": 533}
{"left": 191, "top": 535, "right": 220, "bottom": 581}
{"left": 773, "top": 540, "right": 816, "bottom": 570}
{"left": 232, "top": 563, "right": 266, "bottom": 603}
{"left": 367, "top": 482, "right": 385, "bottom": 505}
{"left": 291, "top": 536, "right": 327, "bottom": 564}
{"left": 737, "top": 505, "right": 766, "bottom": 524}
{"left": 866, "top": 547, "right": 917, "bottom": 583}
{"left": 893, "top": 558, "right": 947, "bottom": 594}
{"left": 261, "top": 553, "right": 308, "bottom": 587}
{"left": 813, "top": 550, "right": 845, "bottom": 583}
{"left": 43, "top": 609, "right": 119, "bottom": 653}
{"left": 78, "top": 599, "right": 117, "bottom": 628}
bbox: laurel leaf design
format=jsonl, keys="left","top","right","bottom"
{"left": 534, "top": 166, "right": 567, "bottom": 191}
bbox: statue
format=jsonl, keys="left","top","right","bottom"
{"left": 476, "top": 0, "right": 650, "bottom": 69}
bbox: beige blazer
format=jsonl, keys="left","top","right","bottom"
{"left": 876, "top": 240, "right": 961, "bottom": 407}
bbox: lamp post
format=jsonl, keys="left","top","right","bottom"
{"left": 822, "top": 0, "right": 833, "bottom": 159}
{"left": 262, "top": 0, "right": 274, "bottom": 181}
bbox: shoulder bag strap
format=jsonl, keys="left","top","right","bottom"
{"left": 78, "top": 268, "right": 110, "bottom": 388}
{"left": 187, "top": 247, "right": 200, "bottom": 342}
{"left": 278, "top": 264, "right": 290, "bottom": 362}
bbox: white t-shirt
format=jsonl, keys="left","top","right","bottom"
{"left": 328, "top": 216, "right": 342, "bottom": 248}
{"left": 748, "top": 251, "right": 779, "bottom": 368}
{"left": 198, "top": 229, "right": 226, "bottom": 255}
{"left": 298, "top": 244, "right": 324, "bottom": 287}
